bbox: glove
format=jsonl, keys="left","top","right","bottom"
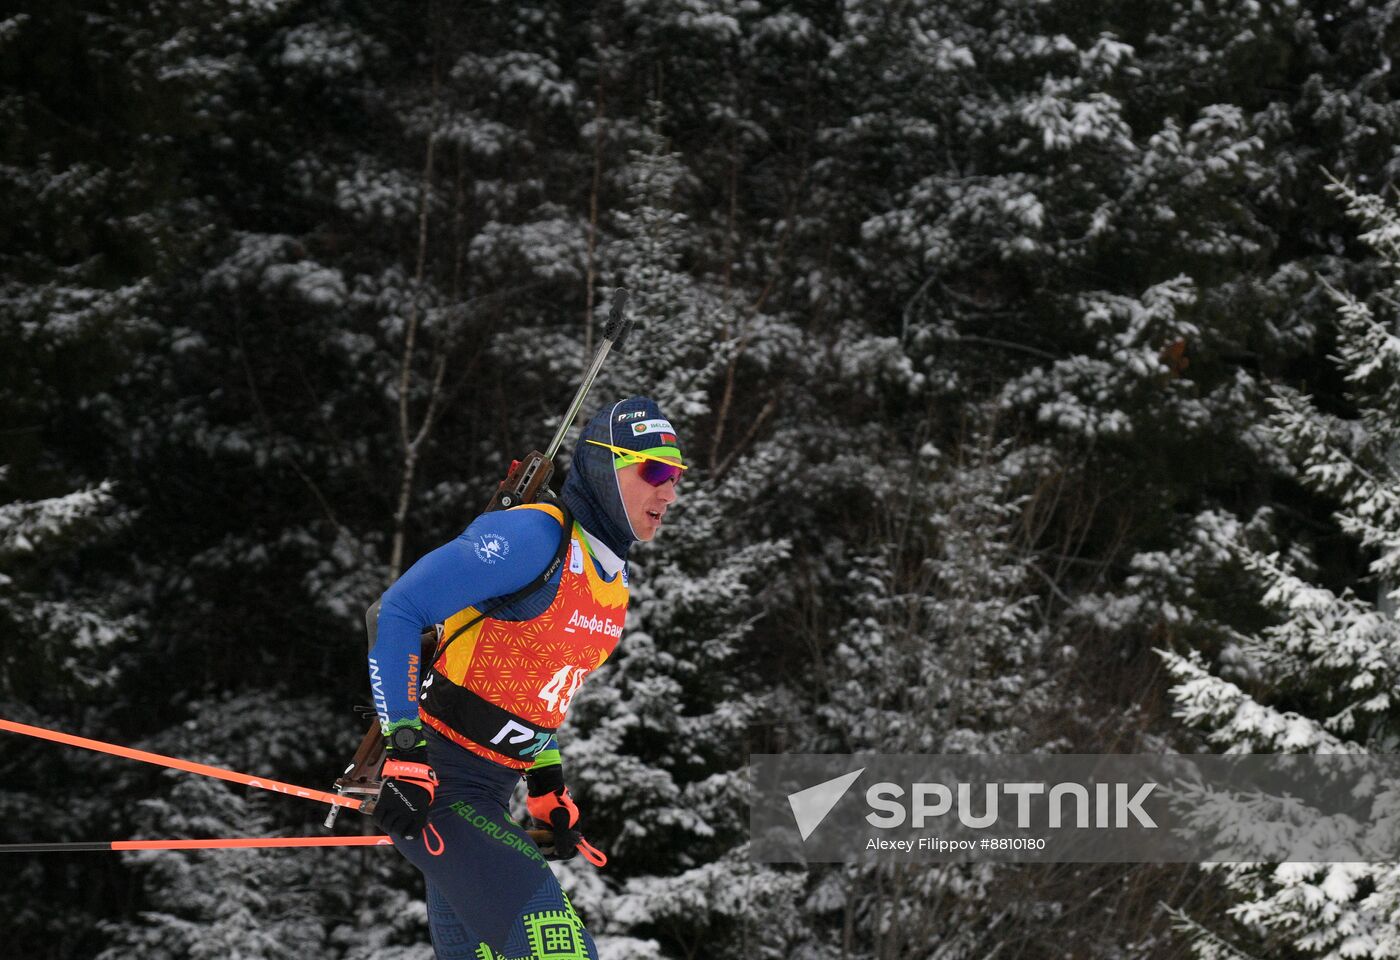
{"left": 373, "top": 744, "right": 438, "bottom": 840}
{"left": 525, "top": 765, "right": 581, "bottom": 862}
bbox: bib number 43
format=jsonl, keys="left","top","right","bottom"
{"left": 538, "top": 665, "right": 588, "bottom": 715}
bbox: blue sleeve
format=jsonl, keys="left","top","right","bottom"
{"left": 368, "top": 508, "right": 563, "bottom": 732}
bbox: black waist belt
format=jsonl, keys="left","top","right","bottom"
{"left": 420, "top": 668, "right": 557, "bottom": 764}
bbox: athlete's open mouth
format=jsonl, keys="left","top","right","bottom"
{"left": 647, "top": 510, "right": 663, "bottom": 522}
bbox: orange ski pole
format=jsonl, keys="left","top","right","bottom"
{"left": 0, "top": 717, "right": 364, "bottom": 812}
{"left": 1, "top": 717, "right": 609, "bottom": 864}
{"left": 0, "top": 836, "right": 394, "bottom": 853}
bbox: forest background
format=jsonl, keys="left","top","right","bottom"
{"left": 5, "top": 1, "right": 1400, "bottom": 958}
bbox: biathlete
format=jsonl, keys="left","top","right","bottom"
{"left": 365, "top": 396, "right": 684, "bottom": 959}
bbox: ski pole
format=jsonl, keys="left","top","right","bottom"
{"left": 0, "top": 717, "right": 363, "bottom": 812}
{"left": 2, "top": 830, "right": 601, "bottom": 860}
{"left": 0, "top": 836, "right": 395, "bottom": 853}
{"left": 2, "top": 718, "right": 609, "bottom": 864}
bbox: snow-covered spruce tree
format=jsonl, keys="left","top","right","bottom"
{"left": 796, "top": 2, "right": 1400, "bottom": 952}
{"left": 0, "top": 475, "right": 139, "bottom": 960}
{"left": 0, "top": 479, "right": 134, "bottom": 702}
{"left": 1160, "top": 180, "right": 1400, "bottom": 960}
{"left": 0, "top": 0, "right": 152, "bottom": 712}
{"left": 0, "top": 1, "right": 504, "bottom": 952}
{"left": 0, "top": 5, "right": 155, "bottom": 947}
{"left": 0, "top": 478, "right": 142, "bottom": 950}
{"left": 95, "top": 775, "right": 327, "bottom": 960}
{"left": 779, "top": 1, "right": 1295, "bottom": 954}
{"left": 797, "top": 422, "right": 1062, "bottom": 960}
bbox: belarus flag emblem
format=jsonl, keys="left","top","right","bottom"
{"left": 630, "top": 418, "right": 675, "bottom": 437}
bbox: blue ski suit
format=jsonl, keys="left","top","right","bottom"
{"left": 367, "top": 398, "right": 674, "bottom": 959}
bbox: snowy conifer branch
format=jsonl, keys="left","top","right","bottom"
{"left": 1163, "top": 180, "right": 1400, "bottom": 958}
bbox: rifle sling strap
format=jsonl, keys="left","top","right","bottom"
{"left": 428, "top": 503, "right": 575, "bottom": 665}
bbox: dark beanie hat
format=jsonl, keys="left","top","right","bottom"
{"left": 560, "top": 397, "right": 683, "bottom": 558}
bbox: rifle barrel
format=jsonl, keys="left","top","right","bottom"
{"left": 546, "top": 340, "right": 614, "bottom": 460}
{"left": 544, "top": 287, "right": 631, "bottom": 460}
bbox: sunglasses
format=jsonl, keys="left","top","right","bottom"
{"left": 585, "top": 440, "right": 688, "bottom": 487}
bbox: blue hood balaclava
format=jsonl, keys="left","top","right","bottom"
{"left": 561, "top": 396, "right": 681, "bottom": 559}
